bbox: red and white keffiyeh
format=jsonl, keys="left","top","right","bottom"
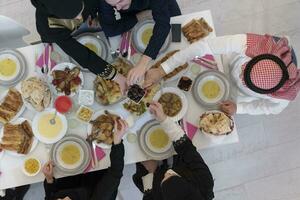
{"left": 241, "top": 33, "right": 300, "bottom": 101}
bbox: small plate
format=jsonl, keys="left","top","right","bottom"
{"left": 0, "top": 118, "right": 38, "bottom": 157}
{"left": 138, "top": 120, "right": 174, "bottom": 160}
{"left": 132, "top": 19, "right": 171, "bottom": 55}
{"left": 193, "top": 70, "right": 230, "bottom": 108}
{"left": 32, "top": 108, "right": 68, "bottom": 144}
{"left": 22, "top": 157, "right": 41, "bottom": 176}
{"left": 153, "top": 87, "right": 188, "bottom": 121}
{"left": 0, "top": 49, "right": 27, "bottom": 87}
{"left": 87, "top": 108, "right": 134, "bottom": 149}
{"left": 50, "top": 135, "right": 91, "bottom": 175}
{"left": 48, "top": 62, "right": 84, "bottom": 97}
{"left": 73, "top": 33, "right": 109, "bottom": 72}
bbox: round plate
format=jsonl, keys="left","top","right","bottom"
{"left": 0, "top": 49, "right": 27, "bottom": 87}
{"left": 145, "top": 124, "right": 172, "bottom": 154}
{"left": 132, "top": 19, "right": 171, "bottom": 55}
{"left": 0, "top": 89, "right": 26, "bottom": 124}
{"left": 32, "top": 108, "right": 68, "bottom": 144}
{"left": 0, "top": 118, "right": 38, "bottom": 157}
{"left": 74, "top": 33, "right": 109, "bottom": 72}
{"left": 48, "top": 62, "right": 84, "bottom": 97}
{"left": 138, "top": 120, "right": 174, "bottom": 160}
{"left": 87, "top": 108, "right": 134, "bottom": 149}
{"left": 50, "top": 134, "right": 91, "bottom": 175}
{"left": 199, "top": 110, "right": 235, "bottom": 136}
{"left": 153, "top": 87, "right": 188, "bottom": 121}
{"left": 193, "top": 70, "right": 230, "bottom": 108}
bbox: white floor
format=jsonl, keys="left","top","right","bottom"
{"left": 1, "top": 0, "right": 300, "bottom": 199}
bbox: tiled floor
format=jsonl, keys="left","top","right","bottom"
{"left": 1, "top": 0, "right": 300, "bottom": 199}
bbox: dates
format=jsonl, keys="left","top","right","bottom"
{"left": 127, "top": 84, "right": 146, "bottom": 103}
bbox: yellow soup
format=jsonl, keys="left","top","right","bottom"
{"left": 149, "top": 128, "right": 169, "bottom": 149}
{"left": 24, "top": 158, "right": 40, "bottom": 174}
{"left": 84, "top": 43, "right": 98, "bottom": 54}
{"left": 0, "top": 58, "right": 17, "bottom": 77}
{"left": 141, "top": 28, "right": 153, "bottom": 46}
{"left": 60, "top": 144, "right": 81, "bottom": 165}
{"left": 201, "top": 80, "right": 220, "bottom": 99}
{"left": 38, "top": 114, "right": 63, "bottom": 139}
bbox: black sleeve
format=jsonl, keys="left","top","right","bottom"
{"left": 144, "top": 0, "right": 181, "bottom": 59}
{"left": 91, "top": 142, "right": 125, "bottom": 200}
{"left": 44, "top": 179, "right": 58, "bottom": 200}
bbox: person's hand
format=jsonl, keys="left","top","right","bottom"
{"left": 127, "top": 65, "right": 146, "bottom": 86}
{"left": 113, "top": 73, "right": 128, "bottom": 95}
{"left": 42, "top": 161, "right": 54, "bottom": 183}
{"left": 143, "top": 66, "right": 166, "bottom": 88}
{"left": 141, "top": 160, "right": 158, "bottom": 173}
{"left": 113, "top": 119, "right": 129, "bottom": 145}
{"left": 220, "top": 100, "right": 237, "bottom": 116}
{"left": 149, "top": 101, "right": 167, "bottom": 122}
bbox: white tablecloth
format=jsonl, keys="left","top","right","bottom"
{"left": 0, "top": 10, "right": 238, "bottom": 190}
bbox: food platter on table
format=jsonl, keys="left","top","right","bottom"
{"left": 132, "top": 19, "right": 171, "bottom": 55}
{"left": 32, "top": 108, "right": 68, "bottom": 144}
{"left": 73, "top": 33, "right": 109, "bottom": 72}
{"left": 138, "top": 119, "right": 174, "bottom": 160}
{"left": 50, "top": 134, "right": 91, "bottom": 175}
{"left": 192, "top": 70, "right": 230, "bottom": 108}
{"left": 0, "top": 118, "right": 38, "bottom": 157}
{"left": 0, "top": 88, "right": 25, "bottom": 124}
{"left": 49, "top": 62, "right": 84, "bottom": 97}
{"left": 199, "top": 110, "right": 234, "bottom": 137}
{"left": 153, "top": 87, "right": 188, "bottom": 122}
{"left": 0, "top": 49, "right": 27, "bottom": 87}
{"left": 87, "top": 108, "right": 133, "bottom": 149}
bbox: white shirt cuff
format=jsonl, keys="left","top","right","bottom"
{"left": 142, "top": 173, "right": 154, "bottom": 191}
{"left": 160, "top": 117, "right": 185, "bottom": 141}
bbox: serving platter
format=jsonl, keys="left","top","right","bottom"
{"left": 0, "top": 49, "right": 27, "bottom": 87}
{"left": 132, "top": 19, "right": 171, "bottom": 55}
{"left": 50, "top": 134, "right": 91, "bottom": 175}
{"left": 0, "top": 118, "right": 38, "bottom": 157}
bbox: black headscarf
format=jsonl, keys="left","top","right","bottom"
{"left": 31, "top": 0, "right": 83, "bottom": 19}
{"left": 161, "top": 176, "right": 204, "bottom": 200}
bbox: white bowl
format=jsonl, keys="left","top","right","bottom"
{"left": 22, "top": 157, "right": 41, "bottom": 177}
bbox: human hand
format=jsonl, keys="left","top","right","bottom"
{"left": 149, "top": 101, "right": 167, "bottom": 122}
{"left": 127, "top": 65, "right": 146, "bottom": 86}
{"left": 113, "top": 73, "right": 128, "bottom": 95}
{"left": 113, "top": 119, "right": 129, "bottom": 145}
{"left": 220, "top": 100, "right": 237, "bottom": 116}
{"left": 143, "top": 66, "right": 166, "bottom": 88}
{"left": 42, "top": 161, "right": 54, "bottom": 183}
{"left": 141, "top": 160, "right": 158, "bottom": 173}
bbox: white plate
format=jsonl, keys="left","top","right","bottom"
{"left": 22, "top": 157, "right": 41, "bottom": 176}
{"left": 0, "top": 89, "right": 26, "bottom": 124}
{"left": 0, "top": 53, "right": 21, "bottom": 81}
{"left": 56, "top": 141, "right": 84, "bottom": 170}
{"left": 0, "top": 118, "right": 38, "bottom": 157}
{"left": 87, "top": 108, "right": 134, "bottom": 149}
{"left": 145, "top": 124, "right": 172, "bottom": 154}
{"left": 153, "top": 87, "right": 188, "bottom": 121}
{"left": 48, "top": 62, "right": 84, "bottom": 97}
{"left": 32, "top": 108, "right": 68, "bottom": 144}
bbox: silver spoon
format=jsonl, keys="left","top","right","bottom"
{"left": 50, "top": 110, "right": 57, "bottom": 125}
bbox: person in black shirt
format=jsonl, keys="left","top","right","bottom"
{"left": 42, "top": 119, "right": 128, "bottom": 200}
{"left": 98, "top": 0, "right": 181, "bottom": 85}
{"left": 30, "top": 0, "right": 127, "bottom": 93}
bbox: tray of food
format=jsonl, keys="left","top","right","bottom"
{"left": 0, "top": 118, "right": 38, "bottom": 156}
{"left": 0, "top": 49, "right": 27, "bottom": 87}
{"left": 49, "top": 62, "right": 84, "bottom": 96}
{"left": 153, "top": 87, "right": 188, "bottom": 121}
{"left": 94, "top": 57, "right": 134, "bottom": 105}
{"left": 21, "top": 77, "right": 52, "bottom": 112}
{"left": 199, "top": 110, "right": 234, "bottom": 136}
{"left": 151, "top": 50, "right": 189, "bottom": 83}
{"left": 132, "top": 19, "right": 171, "bottom": 55}
{"left": 0, "top": 88, "right": 25, "bottom": 124}
{"left": 182, "top": 18, "right": 213, "bottom": 43}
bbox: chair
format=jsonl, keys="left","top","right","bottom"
{"left": 0, "top": 15, "right": 30, "bottom": 49}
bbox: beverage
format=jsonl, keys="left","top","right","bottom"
{"left": 54, "top": 96, "right": 73, "bottom": 114}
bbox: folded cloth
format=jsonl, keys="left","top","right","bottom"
{"left": 36, "top": 44, "right": 56, "bottom": 70}
{"left": 192, "top": 54, "right": 218, "bottom": 70}
{"left": 120, "top": 32, "right": 137, "bottom": 56}
{"left": 180, "top": 119, "right": 198, "bottom": 140}
{"left": 84, "top": 146, "right": 106, "bottom": 173}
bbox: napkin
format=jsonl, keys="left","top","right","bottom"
{"left": 120, "top": 32, "right": 137, "bottom": 56}
{"left": 192, "top": 54, "right": 218, "bottom": 70}
{"left": 84, "top": 146, "right": 106, "bottom": 173}
{"left": 36, "top": 44, "right": 56, "bottom": 70}
{"left": 181, "top": 119, "right": 198, "bottom": 140}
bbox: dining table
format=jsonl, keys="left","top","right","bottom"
{"left": 0, "top": 10, "right": 239, "bottom": 190}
